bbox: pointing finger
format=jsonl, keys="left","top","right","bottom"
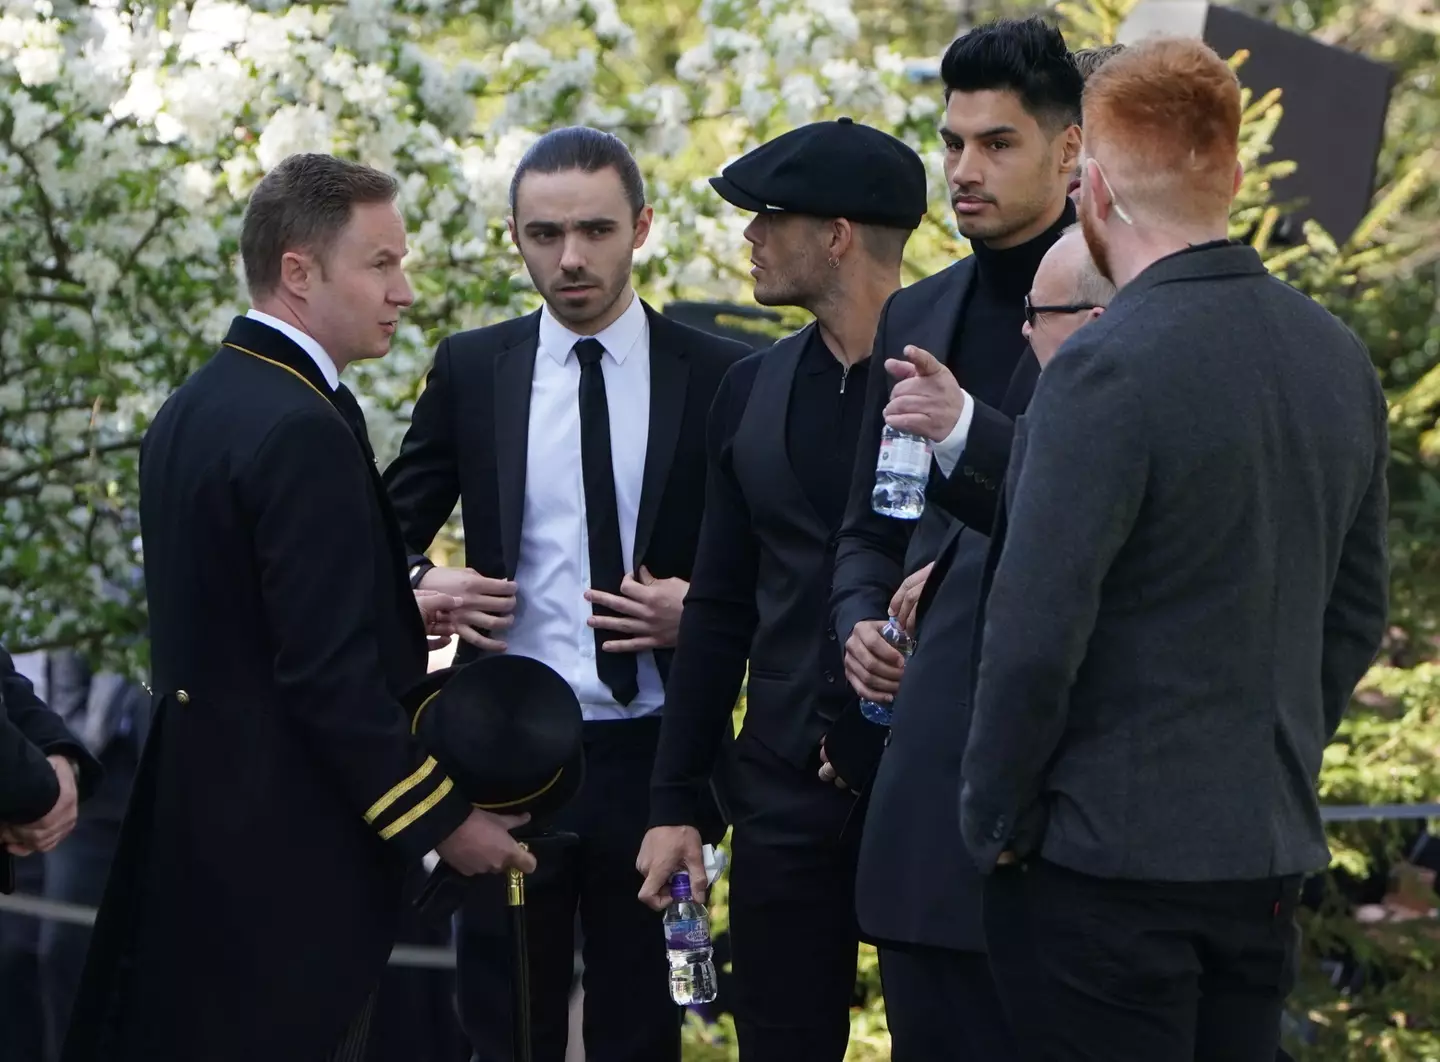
{"left": 903, "top": 345, "right": 945, "bottom": 375}
{"left": 884, "top": 358, "right": 918, "bottom": 381}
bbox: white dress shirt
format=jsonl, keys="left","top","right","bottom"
{"left": 932, "top": 389, "right": 975, "bottom": 477}
{"left": 245, "top": 308, "right": 340, "bottom": 389}
{"left": 506, "top": 293, "right": 663, "bottom": 722}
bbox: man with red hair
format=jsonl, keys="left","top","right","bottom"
{"left": 960, "top": 37, "right": 1389, "bottom": 1061}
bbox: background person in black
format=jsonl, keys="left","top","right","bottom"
{"left": 635, "top": 119, "right": 926, "bottom": 1062}
{"left": 383, "top": 128, "right": 747, "bottom": 1062}
{"left": 830, "top": 17, "right": 1082, "bottom": 1060}
{"left": 62, "top": 154, "right": 532, "bottom": 1062}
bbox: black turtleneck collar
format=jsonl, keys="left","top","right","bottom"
{"left": 970, "top": 197, "right": 1078, "bottom": 299}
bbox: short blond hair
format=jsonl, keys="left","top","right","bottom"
{"left": 1082, "top": 38, "right": 1241, "bottom": 225}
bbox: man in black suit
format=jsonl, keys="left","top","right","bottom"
{"left": 1, "top": 645, "right": 101, "bottom": 887}
{"left": 635, "top": 119, "right": 927, "bottom": 1062}
{"left": 960, "top": 39, "right": 1389, "bottom": 1061}
{"left": 383, "top": 127, "right": 748, "bottom": 1062}
{"left": 829, "top": 17, "right": 1083, "bottom": 1059}
{"left": 63, "top": 153, "right": 533, "bottom": 1062}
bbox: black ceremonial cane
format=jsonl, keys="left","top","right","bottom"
{"left": 509, "top": 842, "right": 533, "bottom": 1062}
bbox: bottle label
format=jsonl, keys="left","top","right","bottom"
{"left": 666, "top": 918, "right": 710, "bottom": 949}
{"left": 878, "top": 434, "right": 930, "bottom": 478}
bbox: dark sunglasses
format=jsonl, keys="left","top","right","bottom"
{"left": 1024, "top": 294, "right": 1100, "bottom": 328}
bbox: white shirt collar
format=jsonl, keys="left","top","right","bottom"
{"left": 245, "top": 308, "right": 341, "bottom": 390}
{"left": 537, "top": 290, "right": 647, "bottom": 368}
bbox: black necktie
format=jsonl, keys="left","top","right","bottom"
{"left": 575, "top": 338, "right": 639, "bottom": 706}
{"left": 332, "top": 384, "right": 375, "bottom": 463}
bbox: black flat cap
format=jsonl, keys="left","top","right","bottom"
{"left": 710, "top": 117, "right": 928, "bottom": 229}
{"left": 405, "top": 655, "right": 584, "bottom": 821}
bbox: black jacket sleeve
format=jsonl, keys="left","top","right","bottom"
{"left": 1321, "top": 371, "right": 1390, "bottom": 738}
{"left": 925, "top": 398, "right": 1014, "bottom": 532}
{"left": 648, "top": 360, "right": 761, "bottom": 828}
{"left": 245, "top": 410, "right": 471, "bottom": 861}
{"left": 1, "top": 646, "right": 101, "bottom": 824}
{"left": 382, "top": 337, "right": 463, "bottom": 583}
{"left": 961, "top": 347, "right": 1148, "bottom": 870}
{"left": 831, "top": 296, "right": 919, "bottom": 648}
{"left": 926, "top": 350, "right": 1039, "bottom": 532}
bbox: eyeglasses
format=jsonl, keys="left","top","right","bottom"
{"left": 1024, "top": 294, "right": 1099, "bottom": 328}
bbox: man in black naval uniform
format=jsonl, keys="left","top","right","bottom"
{"left": 62, "top": 154, "right": 534, "bottom": 1062}
{"left": 830, "top": 17, "right": 1083, "bottom": 1059}
{"left": 384, "top": 128, "right": 748, "bottom": 1062}
{"left": 636, "top": 119, "right": 927, "bottom": 1062}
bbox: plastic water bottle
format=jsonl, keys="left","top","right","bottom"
{"left": 663, "top": 871, "right": 718, "bottom": 1005}
{"left": 858, "top": 616, "right": 916, "bottom": 725}
{"left": 872, "top": 424, "right": 932, "bottom": 519}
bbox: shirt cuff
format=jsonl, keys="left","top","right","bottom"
{"left": 933, "top": 390, "right": 975, "bottom": 478}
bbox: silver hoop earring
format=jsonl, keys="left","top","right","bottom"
{"left": 828, "top": 256, "right": 839, "bottom": 269}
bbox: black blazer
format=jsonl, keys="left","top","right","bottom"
{"left": 1, "top": 645, "right": 102, "bottom": 894}
{"left": 962, "top": 243, "right": 1390, "bottom": 883}
{"left": 64, "top": 317, "right": 471, "bottom": 1062}
{"left": 830, "top": 257, "right": 1040, "bottom": 952}
{"left": 383, "top": 302, "right": 749, "bottom": 685}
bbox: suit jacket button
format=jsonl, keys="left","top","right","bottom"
{"left": 827, "top": 628, "right": 837, "bottom": 641}
{"left": 991, "top": 825, "right": 1005, "bottom": 841}
{"left": 823, "top": 670, "right": 836, "bottom": 684}
{"left": 964, "top": 465, "right": 975, "bottom": 479}
{"left": 176, "top": 690, "right": 190, "bottom": 705}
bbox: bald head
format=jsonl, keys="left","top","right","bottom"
{"left": 1024, "top": 226, "right": 1113, "bottom": 366}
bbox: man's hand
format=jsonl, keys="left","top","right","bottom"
{"left": 586, "top": 566, "right": 688, "bottom": 652}
{"left": 636, "top": 825, "right": 706, "bottom": 910}
{"left": 817, "top": 741, "right": 850, "bottom": 791}
{"left": 883, "top": 345, "right": 967, "bottom": 443}
{"left": 844, "top": 620, "right": 906, "bottom": 704}
{"left": 7, "top": 757, "right": 79, "bottom": 855}
{"left": 1, "top": 823, "right": 35, "bottom": 857}
{"left": 888, "top": 562, "right": 934, "bottom": 639}
{"left": 414, "top": 589, "right": 462, "bottom": 651}
{"left": 418, "top": 567, "right": 517, "bottom": 653}
{"left": 435, "top": 809, "right": 537, "bottom": 876}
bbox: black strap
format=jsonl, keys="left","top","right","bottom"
{"left": 575, "top": 338, "right": 639, "bottom": 706}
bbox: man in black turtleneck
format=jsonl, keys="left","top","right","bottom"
{"left": 830, "top": 17, "right": 1083, "bottom": 1060}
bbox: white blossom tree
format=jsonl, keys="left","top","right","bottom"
{"left": 0, "top": 0, "right": 951, "bottom": 667}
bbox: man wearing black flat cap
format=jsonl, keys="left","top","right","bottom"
{"left": 638, "top": 117, "right": 926, "bottom": 1062}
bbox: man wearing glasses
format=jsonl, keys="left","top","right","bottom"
{"left": 1023, "top": 224, "right": 1113, "bottom": 367}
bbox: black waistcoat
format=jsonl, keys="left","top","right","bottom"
{"left": 729, "top": 328, "right": 852, "bottom": 769}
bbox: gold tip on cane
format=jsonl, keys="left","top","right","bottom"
{"left": 507, "top": 842, "right": 530, "bottom": 907}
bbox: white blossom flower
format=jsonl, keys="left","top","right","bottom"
{"left": 255, "top": 104, "right": 336, "bottom": 170}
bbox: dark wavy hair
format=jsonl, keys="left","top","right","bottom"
{"left": 940, "top": 16, "right": 1083, "bottom": 133}
{"left": 508, "top": 126, "right": 646, "bottom": 219}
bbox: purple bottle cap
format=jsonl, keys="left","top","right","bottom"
{"left": 670, "top": 871, "right": 693, "bottom": 901}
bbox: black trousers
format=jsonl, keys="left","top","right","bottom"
{"left": 455, "top": 716, "right": 679, "bottom": 1062}
{"left": 983, "top": 859, "right": 1302, "bottom": 1062}
{"left": 878, "top": 944, "right": 1019, "bottom": 1062}
{"left": 725, "top": 730, "right": 862, "bottom": 1062}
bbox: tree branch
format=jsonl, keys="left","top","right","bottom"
{"left": 0, "top": 438, "right": 139, "bottom": 493}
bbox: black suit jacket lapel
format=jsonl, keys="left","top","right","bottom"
{"left": 909, "top": 258, "right": 976, "bottom": 371}
{"left": 633, "top": 306, "right": 689, "bottom": 568}
{"left": 493, "top": 316, "right": 539, "bottom": 579}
